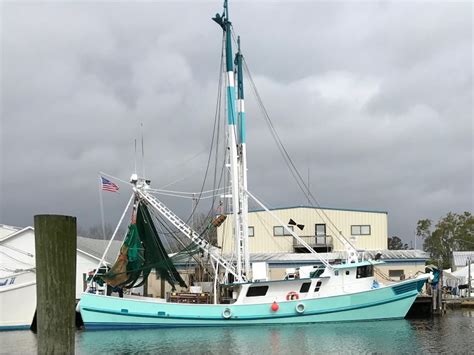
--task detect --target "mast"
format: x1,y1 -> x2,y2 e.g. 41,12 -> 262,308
235,36 -> 250,277
213,0 -> 245,282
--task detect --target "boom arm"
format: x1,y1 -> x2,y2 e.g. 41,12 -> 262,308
135,188 -> 246,282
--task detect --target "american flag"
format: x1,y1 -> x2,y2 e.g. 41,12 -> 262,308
101,177 -> 119,192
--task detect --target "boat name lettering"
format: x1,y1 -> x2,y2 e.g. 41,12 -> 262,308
0,277 -> 15,287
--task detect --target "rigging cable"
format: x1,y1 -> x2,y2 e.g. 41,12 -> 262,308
241,57 -> 358,252
182,32 -> 227,228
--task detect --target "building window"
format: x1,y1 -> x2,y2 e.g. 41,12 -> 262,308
248,226 -> 254,237
273,225 -> 294,236
246,285 -> 269,297
351,225 -> 371,236
315,224 -> 326,236
389,270 -> 405,280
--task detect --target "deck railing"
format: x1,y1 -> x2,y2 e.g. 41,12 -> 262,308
293,235 -> 333,248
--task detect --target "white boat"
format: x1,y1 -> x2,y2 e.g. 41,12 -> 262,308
78,0 -> 429,330
0,270 -> 36,330
0,236 -> 37,331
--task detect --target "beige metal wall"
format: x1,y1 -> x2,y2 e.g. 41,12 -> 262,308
217,207 -> 388,253
376,262 -> 426,281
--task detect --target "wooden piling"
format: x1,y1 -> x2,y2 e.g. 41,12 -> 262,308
34,215 -> 76,355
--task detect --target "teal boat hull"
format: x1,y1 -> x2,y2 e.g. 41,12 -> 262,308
79,278 -> 427,330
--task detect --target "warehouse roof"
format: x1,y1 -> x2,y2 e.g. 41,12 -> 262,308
246,250 -> 428,264
249,205 -> 388,214
76,236 -> 122,264
453,251 -> 474,268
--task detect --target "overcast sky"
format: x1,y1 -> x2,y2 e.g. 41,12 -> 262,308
0,1 -> 472,247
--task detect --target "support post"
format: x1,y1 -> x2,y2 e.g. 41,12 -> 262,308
468,257 -> 472,298
34,215 -> 76,355
160,277 -> 165,299
438,270 -> 443,314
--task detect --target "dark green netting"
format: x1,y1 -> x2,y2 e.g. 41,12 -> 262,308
103,201 -> 198,290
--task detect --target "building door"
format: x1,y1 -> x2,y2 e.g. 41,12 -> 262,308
315,224 -> 326,241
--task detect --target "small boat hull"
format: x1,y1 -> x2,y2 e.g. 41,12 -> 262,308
79,278 -> 427,330
0,272 -> 36,331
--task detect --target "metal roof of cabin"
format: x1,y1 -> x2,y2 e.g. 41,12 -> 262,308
453,251 -> 474,267
248,205 -> 388,214
0,224 -> 22,239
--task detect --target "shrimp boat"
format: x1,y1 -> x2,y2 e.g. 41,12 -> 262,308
78,1 -> 429,330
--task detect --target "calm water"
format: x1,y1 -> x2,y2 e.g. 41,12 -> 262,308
1,310 -> 473,354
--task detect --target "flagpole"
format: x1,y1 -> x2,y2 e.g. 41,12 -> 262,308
98,175 -> 106,240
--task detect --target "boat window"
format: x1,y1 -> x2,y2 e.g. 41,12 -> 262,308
314,281 -> 322,292
334,271 -> 339,276
310,269 -> 324,278
300,282 -> 311,293
345,270 -> 350,275
273,225 -> 294,236
356,265 -> 374,278
246,285 -> 269,297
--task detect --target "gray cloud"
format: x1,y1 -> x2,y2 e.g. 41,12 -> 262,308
1,1 -> 472,246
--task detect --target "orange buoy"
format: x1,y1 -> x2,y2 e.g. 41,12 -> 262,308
271,301 -> 279,312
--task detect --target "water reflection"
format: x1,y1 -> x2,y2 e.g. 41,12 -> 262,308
76,320 -> 418,354
1,311 -> 472,354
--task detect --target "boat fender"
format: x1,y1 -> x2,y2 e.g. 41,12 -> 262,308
295,303 -> 305,314
222,308 -> 232,319
286,291 -> 299,301
271,301 -> 279,312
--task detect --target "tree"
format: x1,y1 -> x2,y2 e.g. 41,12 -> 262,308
416,211 -> 474,268
388,236 -> 409,250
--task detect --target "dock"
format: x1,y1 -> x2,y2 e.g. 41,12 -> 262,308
407,295 -> 474,318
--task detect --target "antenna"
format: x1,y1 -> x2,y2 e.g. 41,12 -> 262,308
141,122 -> 145,178
134,139 -> 137,174
307,166 -> 311,205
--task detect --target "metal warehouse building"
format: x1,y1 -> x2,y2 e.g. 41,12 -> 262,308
217,205 -> 388,254
216,206 -> 428,285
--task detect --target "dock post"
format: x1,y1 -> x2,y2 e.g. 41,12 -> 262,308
468,258 -> 472,298
438,270 -> 443,314
34,215 -> 76,355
